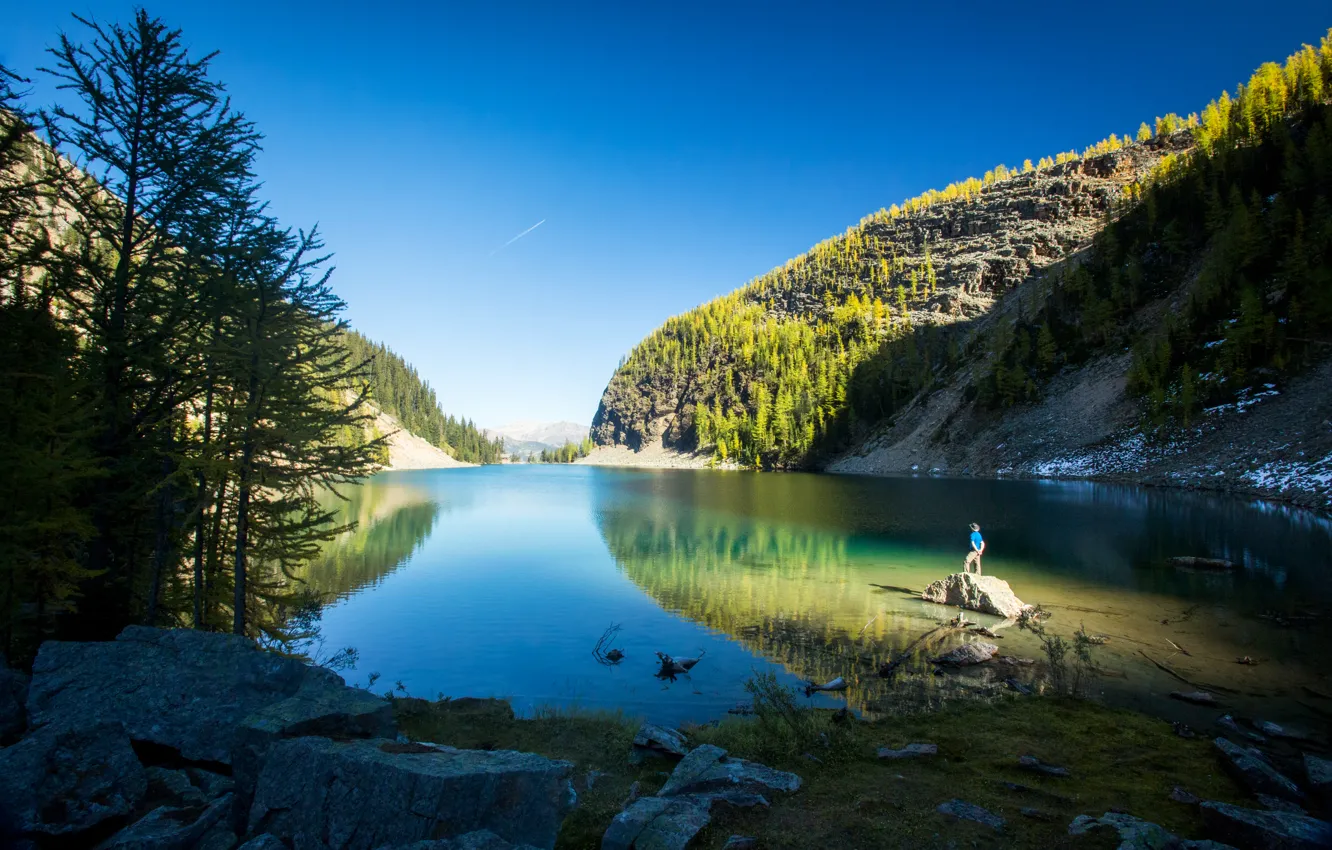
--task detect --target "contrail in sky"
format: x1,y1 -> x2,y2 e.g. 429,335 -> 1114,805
490,218 -> 546,255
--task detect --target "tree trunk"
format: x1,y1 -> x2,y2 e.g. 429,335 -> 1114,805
146,451 -> 173,625
205,475 -> 229,628
233,356 -> 260,637
192,375 -> 218,629
232,464 -> 251,637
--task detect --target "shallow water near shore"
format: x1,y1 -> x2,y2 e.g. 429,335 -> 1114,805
296,466 -> 1332,731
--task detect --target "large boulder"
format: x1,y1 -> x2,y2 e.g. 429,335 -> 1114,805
921,573 -> 1031,619
0,721 -> 147,838
26,626 -> 394,765
1214,738 -> 1305,803
95,793 -> 233,850
231,674 -> 397,831
1200,801 -> 1332,849
246,737 -> 574,850
0,652 -> 28,744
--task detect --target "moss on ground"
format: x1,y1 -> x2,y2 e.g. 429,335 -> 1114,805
394,694 -> 1251,850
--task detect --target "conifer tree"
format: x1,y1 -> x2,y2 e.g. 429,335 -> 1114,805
40,11 -> 260,634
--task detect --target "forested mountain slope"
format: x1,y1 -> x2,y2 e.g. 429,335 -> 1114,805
341,330 -> 503,466
591,32 -> 1332,507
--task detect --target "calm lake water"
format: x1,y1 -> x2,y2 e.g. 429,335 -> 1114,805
298,466 -> 1332,729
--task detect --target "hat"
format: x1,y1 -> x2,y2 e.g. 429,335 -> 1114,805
970,523 -> 980,531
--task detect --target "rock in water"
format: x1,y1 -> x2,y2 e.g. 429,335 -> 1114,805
246,736 -> 574,850
1214,738 -> 1305,803
0,721 -> 147,837
1200,801 -> 1332,849
26,626 -> 395,766
932,641 -> 999,666
921,573 -> 1031,619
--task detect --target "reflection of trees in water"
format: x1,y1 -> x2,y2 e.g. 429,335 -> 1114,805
294,482 -> 442,600
596,504 -> 980,715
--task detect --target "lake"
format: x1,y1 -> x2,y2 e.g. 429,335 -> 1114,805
297,466 -> 1332,730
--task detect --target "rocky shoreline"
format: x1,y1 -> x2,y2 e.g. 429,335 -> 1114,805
0,627 -> 572,850
3,626 -> 1331,849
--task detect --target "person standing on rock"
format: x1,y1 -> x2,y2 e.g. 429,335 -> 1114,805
965,523 -> 985,574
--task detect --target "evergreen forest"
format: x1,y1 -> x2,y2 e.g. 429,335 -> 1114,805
533,438 -> 595,463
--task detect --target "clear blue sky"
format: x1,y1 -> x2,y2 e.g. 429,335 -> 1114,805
3,2 -> 1329,427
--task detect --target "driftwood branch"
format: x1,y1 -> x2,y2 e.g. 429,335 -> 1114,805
1138,650 -> 1238,695
878,622 -> 965,679
592,623 -> 625,666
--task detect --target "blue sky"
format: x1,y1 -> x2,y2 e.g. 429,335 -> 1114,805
3,2 -> 1329,427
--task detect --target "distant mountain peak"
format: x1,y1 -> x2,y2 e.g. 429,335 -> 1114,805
486,420 -> 588,445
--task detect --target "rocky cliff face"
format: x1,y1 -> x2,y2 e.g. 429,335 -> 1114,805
590,134 -> 1192,458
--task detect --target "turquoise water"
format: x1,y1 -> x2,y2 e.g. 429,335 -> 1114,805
299,466 -> 1332,728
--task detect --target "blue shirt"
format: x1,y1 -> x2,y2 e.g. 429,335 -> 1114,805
970,530 -> 984,551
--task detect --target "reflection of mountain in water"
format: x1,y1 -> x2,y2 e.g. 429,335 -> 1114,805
594,496 -> 962,714
295,483 -> 442,600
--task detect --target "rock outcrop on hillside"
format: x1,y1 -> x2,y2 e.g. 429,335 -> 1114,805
1,627 -> 575,850
590,135 -> 1190,459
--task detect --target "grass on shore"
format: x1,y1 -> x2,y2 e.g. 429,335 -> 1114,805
393,689 -> 1252,850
